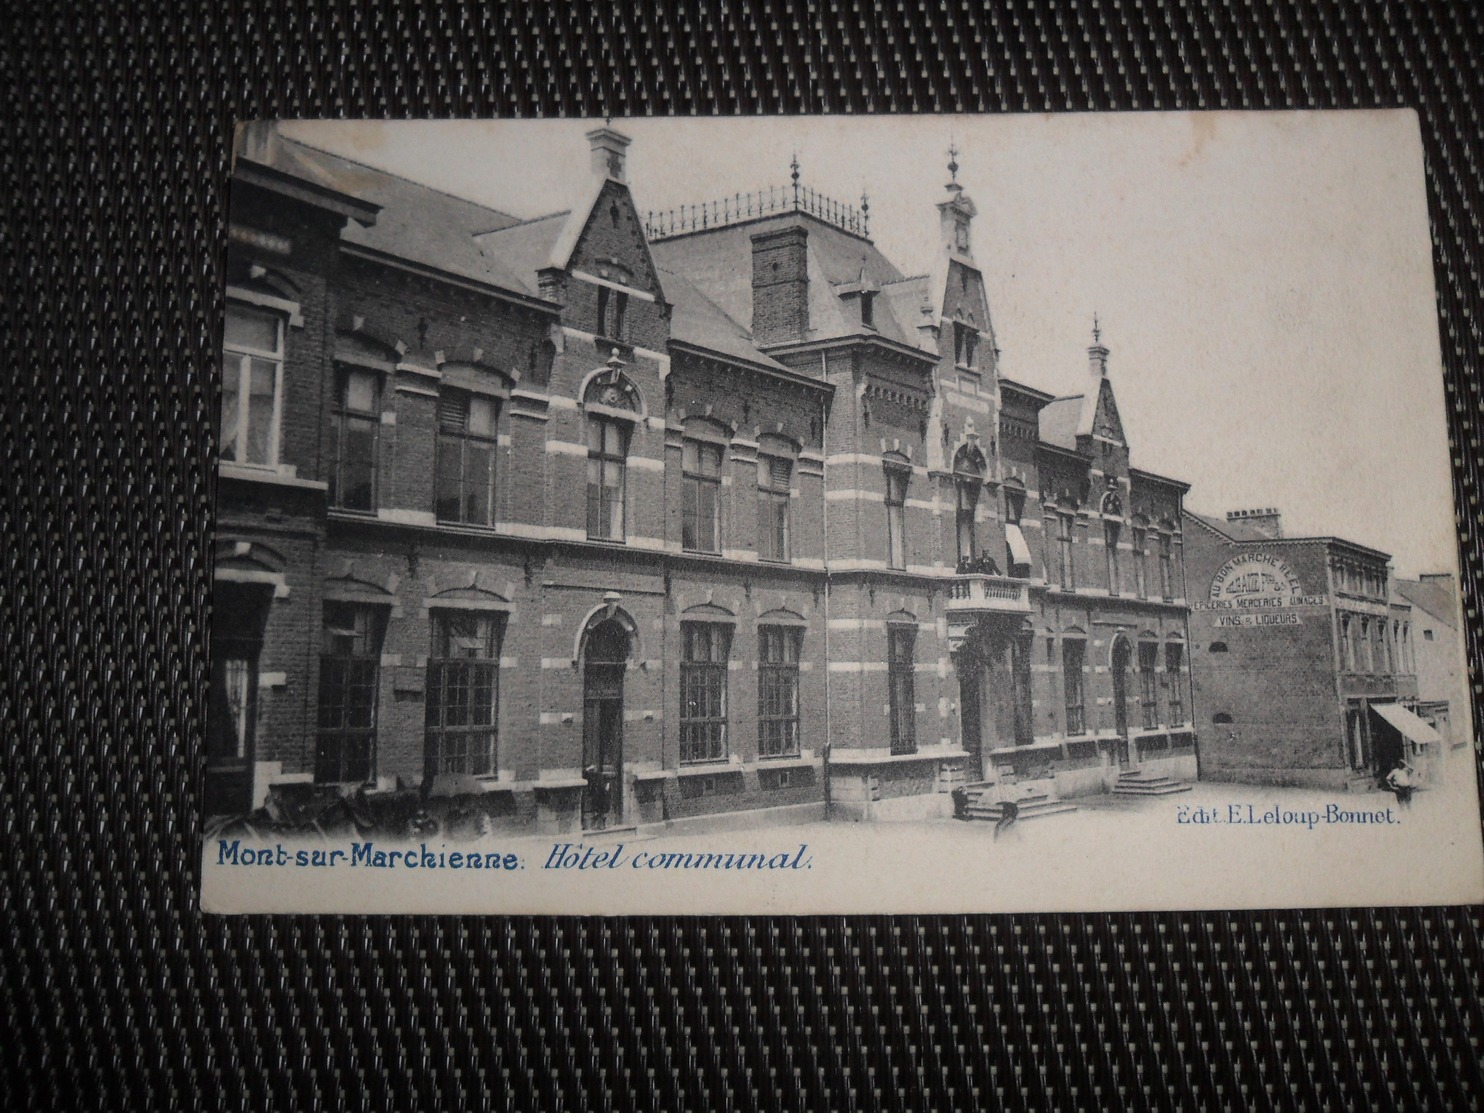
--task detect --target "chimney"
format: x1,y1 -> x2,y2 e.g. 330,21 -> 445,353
238,120 -> 280,165
751,226 -> 810,346
1225,507 -> 1283,539
586,125 -> 631,182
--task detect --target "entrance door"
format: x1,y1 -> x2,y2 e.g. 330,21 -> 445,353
582,619 -> 628,829
206,582 -> 271,815
956,649 -> 984,779
1110,636 -> 1133,770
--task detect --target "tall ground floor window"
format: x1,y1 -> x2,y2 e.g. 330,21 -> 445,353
680,622 -> 730,764
1165,644 -> 1185,725
1138,641 -> 1160,729
1011,634 -> 1034,745
758,626 -> 802,758
1062,638 -> 1086,736
316,603 -> 385,783
888,625 -> 917,755
425,611 -> 503,780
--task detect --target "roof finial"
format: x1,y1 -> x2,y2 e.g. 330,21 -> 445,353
790,151 -> 801,205
946,137 -> 961,192
860,186 -> 870,235
1092,312 -> 1102,345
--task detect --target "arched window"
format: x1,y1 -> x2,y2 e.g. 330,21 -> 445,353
583,372 -> 640,543
1212,712 -> 1234,725
1207,641 -> 1228,653
952,446 -> 986,570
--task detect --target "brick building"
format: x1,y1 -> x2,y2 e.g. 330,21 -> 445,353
207,124 -> 1195,830
1183,508 -> 1436,789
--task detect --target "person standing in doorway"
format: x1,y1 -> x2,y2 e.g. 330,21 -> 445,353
1384,761 -> 1416,810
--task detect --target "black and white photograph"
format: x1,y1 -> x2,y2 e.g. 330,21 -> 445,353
202,111 -> 1482,914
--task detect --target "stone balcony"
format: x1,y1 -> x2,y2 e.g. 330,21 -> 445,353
947,572 -> 1032,615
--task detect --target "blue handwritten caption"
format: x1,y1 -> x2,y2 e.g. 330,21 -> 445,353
543,842 -> 812,871
1174,803 -> 1402,828
214,839 -> 814,872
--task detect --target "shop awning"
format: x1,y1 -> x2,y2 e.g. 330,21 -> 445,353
1370,703 -> 1442,746
1005,524 -> 1033,568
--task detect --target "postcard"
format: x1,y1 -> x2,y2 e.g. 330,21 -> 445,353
202,111 -> 1482,914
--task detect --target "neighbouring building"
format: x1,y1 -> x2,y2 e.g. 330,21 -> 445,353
207,123 -> 1194,831
1394,572 -> 1472,765
1183,507 -> 1440,789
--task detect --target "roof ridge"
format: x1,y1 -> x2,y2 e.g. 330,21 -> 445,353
479,209 -> 571,235
281,135 -> 523,222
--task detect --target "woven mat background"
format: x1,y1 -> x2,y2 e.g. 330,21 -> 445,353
3,2 -> 1482,1109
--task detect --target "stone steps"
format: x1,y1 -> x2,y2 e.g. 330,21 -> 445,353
959,784 -> 1078,823
1113,770 -> 1192,797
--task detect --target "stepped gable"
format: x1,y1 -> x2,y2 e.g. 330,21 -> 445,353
265,137 -> 534,297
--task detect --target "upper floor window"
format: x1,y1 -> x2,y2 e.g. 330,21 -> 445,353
885,463 -> 910,570
316,603 -> 384,784
435,390 -> 497,525
1104,520 -> 1122,595
679,622 -> 731,765
757,450 -> 793,563
425,611 -> 503,781
1004,485 -> 1025,525
1157,531 -> 1174,600
681,438 -> 723,554
953,322 -> 979,369
956,479 -> 979,566
586,416 -> 629,541
221,305 -> 283,467
330,368 -> 380,511
1132,526 -> 1148,598
1057,513 -> 1076,590
595,285 -> 628,340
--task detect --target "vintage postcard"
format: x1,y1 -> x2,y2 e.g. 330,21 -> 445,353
202,111 -> 1482,914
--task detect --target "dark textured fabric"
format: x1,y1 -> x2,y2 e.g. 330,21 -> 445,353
3,1 -> 1482,1109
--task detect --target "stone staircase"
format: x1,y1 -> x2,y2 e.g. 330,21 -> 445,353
957,780 -> 1078,823
1113,769 -> 1193,797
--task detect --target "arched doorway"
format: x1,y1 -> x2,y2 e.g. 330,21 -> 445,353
1110,635 -> 1133,770
582,617 -> 630,829
954,641 -> 985,777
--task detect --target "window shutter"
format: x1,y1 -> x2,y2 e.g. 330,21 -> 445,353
437,393 -> 466,432
769,456 -> 791,490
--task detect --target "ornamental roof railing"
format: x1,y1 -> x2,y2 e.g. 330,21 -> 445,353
644,183 -> 870,241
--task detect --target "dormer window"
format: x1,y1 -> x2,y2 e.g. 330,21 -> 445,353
953,322 -> 978,370
860,291 -> 875,329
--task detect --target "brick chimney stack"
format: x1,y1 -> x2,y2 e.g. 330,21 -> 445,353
586,125 -> 631,182
751,226 -> 810,346
1226,507 -> 1284,539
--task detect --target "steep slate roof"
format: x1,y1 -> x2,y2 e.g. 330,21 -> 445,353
472,211 -> 570,296
1037,395 -> 1085,451
1394,578 -> 1460,628
657,266 -> 792,373
264,139 -> 538,297
650,214 -> 925,350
